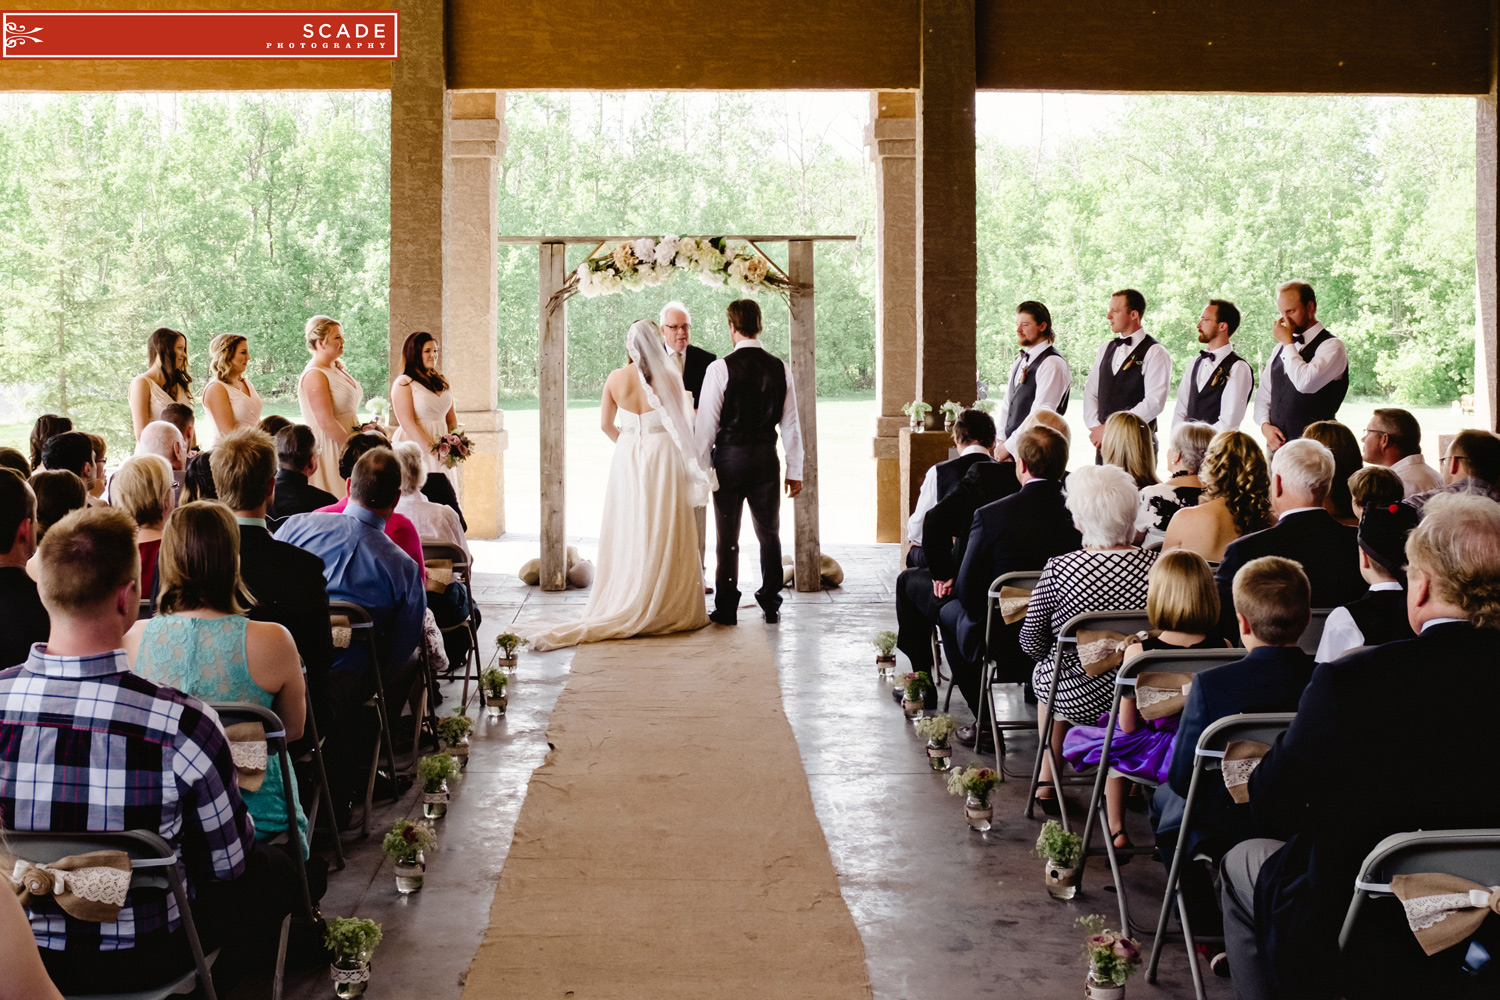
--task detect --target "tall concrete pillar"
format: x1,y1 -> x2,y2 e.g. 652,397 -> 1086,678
444,91 -> 510,537
388,0 -> 445,381
867,91 -> 919,543
1478,86 -> 1499,432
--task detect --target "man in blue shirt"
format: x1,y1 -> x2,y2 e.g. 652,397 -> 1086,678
276,447 -> 424,822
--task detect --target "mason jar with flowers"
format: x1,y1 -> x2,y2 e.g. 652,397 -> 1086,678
914,713 -> 956,771
480,668 -> 509,718
1078,914 -> 1142,999
381,819 -> 437,895
1035,819 -> 1085,899
899,670 -> 933,720
325,916 -> 382,997
418,752 -> 461,820
435,708 -> 473,767
871,630 -> 898,678
946,764 -> 1000,831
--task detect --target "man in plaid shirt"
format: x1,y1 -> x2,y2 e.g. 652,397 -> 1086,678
0,506 -> 291,994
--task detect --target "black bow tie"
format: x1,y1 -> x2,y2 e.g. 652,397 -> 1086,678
1291,333 -> 1305,345
1198,350 -> 1216,362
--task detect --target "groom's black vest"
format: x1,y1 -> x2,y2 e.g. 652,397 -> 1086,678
716,345 -> 787,448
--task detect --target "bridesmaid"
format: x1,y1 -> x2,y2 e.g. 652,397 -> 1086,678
128,327 -> 194,442
202,333 -> 264,444
391,330 -> 465,525
297,315 -> 363,498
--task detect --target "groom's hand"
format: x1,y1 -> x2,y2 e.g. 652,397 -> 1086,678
785,479 -> 803,498
932,579 -> 954,599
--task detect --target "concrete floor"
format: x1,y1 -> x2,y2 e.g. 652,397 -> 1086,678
279,541 -> 1226,1000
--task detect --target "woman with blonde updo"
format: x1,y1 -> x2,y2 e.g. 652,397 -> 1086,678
112,454 -> 175,600
202,333 -> 263,444
1162,430 -> 1274,562
1101,411 -> 1160,490
296,315 -> 363,497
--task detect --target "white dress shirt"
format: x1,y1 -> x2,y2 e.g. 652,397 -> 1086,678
397,491 -> 471,561
1172,342 -> 1254,432
1390,453 -> 1443,498
1000,342 -> 1072,456
1252,322 -> 1348,428
905,442 -> 990,546
1083,327 -> 1172,428
693,339 -> 804,480
1315,580 -> 1401,662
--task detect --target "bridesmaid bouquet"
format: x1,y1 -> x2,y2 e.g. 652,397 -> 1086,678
433,428 -> 474,468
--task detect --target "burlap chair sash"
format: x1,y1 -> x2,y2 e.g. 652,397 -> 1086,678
224,721 -> 268,793
331,615 -> 352,649
1221,739 -> 1271,804
1135,671 -> 1194,720
4,849 -> 131,922
425,559 -> 454,593
999,586 -> 1033,625
1389,873 -> 1500,956
1077,629 -> 1155,678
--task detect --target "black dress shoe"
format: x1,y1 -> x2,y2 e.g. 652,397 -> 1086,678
709,609 -> 737,626
954,724 -> 995,753
764,609 -> 780,624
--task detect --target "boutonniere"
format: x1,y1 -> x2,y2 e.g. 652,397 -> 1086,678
1121,353 -> 1140,372
1209,366 -> 1227,388
1018,364 -> 1029,384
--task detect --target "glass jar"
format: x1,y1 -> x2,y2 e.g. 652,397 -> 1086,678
964,792 -> 993,832
422,781 -> 449,820
901,693 -> 924,721
394,853 -> 425,894
1046,859 -> 1081,900
875,654 -> 896,678
926,739 -> 953,772
331,959 -> 371,998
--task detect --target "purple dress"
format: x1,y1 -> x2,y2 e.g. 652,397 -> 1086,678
1061,635 -> 1222,784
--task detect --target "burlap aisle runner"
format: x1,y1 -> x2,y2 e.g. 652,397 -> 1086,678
462,626 -> 873,1000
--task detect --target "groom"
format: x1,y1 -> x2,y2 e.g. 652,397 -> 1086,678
694,299 -> 804,625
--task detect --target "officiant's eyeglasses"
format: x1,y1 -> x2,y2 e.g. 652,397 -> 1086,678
662,322 -> 690,332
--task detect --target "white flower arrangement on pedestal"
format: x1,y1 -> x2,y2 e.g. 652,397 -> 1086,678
561,236 -> 793,308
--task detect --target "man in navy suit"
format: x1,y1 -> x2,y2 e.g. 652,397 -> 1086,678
661,301 -> 717,576
937,425 -> 1081,749
1213,437 -> 1365,639
1220,494 -> 1500,1000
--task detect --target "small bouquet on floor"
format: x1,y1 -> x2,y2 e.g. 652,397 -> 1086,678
433,428 -> 474,468
1078,914 -> 1142,997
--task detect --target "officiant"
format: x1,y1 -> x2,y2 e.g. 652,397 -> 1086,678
661,301 -> 717,578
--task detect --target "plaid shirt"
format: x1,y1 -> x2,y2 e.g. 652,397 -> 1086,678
0,645 -> 254,951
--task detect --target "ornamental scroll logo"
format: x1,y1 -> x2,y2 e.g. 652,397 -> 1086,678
4,21 -> 45,48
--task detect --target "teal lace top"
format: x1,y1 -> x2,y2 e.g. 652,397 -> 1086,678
134,614 -> 308,856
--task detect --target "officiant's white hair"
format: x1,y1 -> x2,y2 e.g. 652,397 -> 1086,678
659,301 -> 691,324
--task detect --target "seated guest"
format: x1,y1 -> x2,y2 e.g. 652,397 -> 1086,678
258,413 -> 293,438
1214,438 -> 1365,637
112,454 -> 175,601
0,507 -> 296,994
0,887 -> 63,1000
1314,501 -> 1419,661
905,408 -> 997,568
25,470 -> 87,580
276,450 -> 425,822
1348,465 -> 1404,521
1360,406 -> 1442,497
1221,494 -> 1500,1000
1138,421 -> 1214,547
1303,419 -> 1362,525
1162,430 -> 1273,563
0,447 -> 31,479
27,413 -> 70,471
0,472 -> 47,667
124,500 -> 309,855
1021,464 -> 1158,811
1063,548 -> 1227,848
134,419 -> 187,507
210,427 -> 335,744
38,431 -> 98,497
314,433 -> 426,583
1407,428 -> 1500,511
1102,410 -> 1160,490
270,423 -> 339,522
393,441 -> 469,558
160,400 -> 197,452
182,450 -> 217,502
937,424 -> 1079,749
83,433 -> 109,500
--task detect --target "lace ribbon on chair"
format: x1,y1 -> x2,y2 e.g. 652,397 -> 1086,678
1135,671 -> 1193,720
1390,873 -> 1500,955
331,615 -> 352,649
1221,739 -> 1271,804
4,850 -> 131,922
1077,629 -> 1153,678
998,586 -> 1033,625
224,721 -> 268,792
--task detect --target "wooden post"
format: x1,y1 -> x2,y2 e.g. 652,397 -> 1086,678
538,242 -> 569,591
787,240 -> 821,592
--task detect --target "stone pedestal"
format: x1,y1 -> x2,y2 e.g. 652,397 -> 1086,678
443,91 -> 510,537
868,91 -> 919,542
899,428 -> 956,558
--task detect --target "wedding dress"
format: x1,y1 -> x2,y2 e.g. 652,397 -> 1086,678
528,321 -> 711,650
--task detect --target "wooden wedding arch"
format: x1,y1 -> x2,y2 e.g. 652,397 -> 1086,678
497,234 -> 854,593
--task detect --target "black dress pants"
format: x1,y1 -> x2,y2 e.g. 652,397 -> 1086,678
711,443 -> 783,620
896,566 -> 951,673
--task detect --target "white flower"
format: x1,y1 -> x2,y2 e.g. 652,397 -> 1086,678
654,236 -> 679,265
632,237 -> 656,263
610,243 -> 637,272
577,268 -> 600,297
699,270 -> 725,287
742,255 -> 769,285
598,272 -> 624,294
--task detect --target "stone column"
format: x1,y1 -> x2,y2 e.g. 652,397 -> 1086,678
867,91 -> 918,543
1479,90 -> 1499,432
444,91 -> 510,537
388,0 -> 445,380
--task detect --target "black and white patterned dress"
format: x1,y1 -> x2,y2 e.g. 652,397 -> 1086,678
1021,547 -> 1158,725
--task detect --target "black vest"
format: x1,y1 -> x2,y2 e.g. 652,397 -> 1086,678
716,346 -> 788,447
1267,329 -> 1348,441
1344,588 -> 1416,648
1004,344 -> 1071,437
1096,333 -> 1160,430
1184,350 -> 1253,424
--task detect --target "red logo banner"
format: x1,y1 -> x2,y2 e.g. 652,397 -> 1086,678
1,10 -> 399,59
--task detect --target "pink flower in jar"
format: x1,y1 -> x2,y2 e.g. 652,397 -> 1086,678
1112,938 -> 1139,962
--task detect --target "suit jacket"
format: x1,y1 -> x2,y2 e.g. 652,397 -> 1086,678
1248,622 -> 1500,998
269,469 -> 339,527
238,523 -> 335,746
1213,508 -> 1365,638
922,460 -> 1021,582
681,343 -> 717,409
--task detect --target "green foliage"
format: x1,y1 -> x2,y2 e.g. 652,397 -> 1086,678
1035,819 -> 1085,868
902,400 -> 932,422
380,818 -> 438,863
1078,914 -> 1142,986
901,670 -> 933,698
871,630 -> 898,656
946,764 -> 1000,805
494,632 -> 528,656
435,710 -> 473,745
323,916 -> 382,963
480,668 -> 508,696
417,753 -> 461,792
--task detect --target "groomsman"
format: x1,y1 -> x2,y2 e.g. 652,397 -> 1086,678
1173,299 -> 1255,431
661,301 -> 716,579
1255,280 -> 1348,450
994,300 -> 1072,461
1083,288 -> 1172,456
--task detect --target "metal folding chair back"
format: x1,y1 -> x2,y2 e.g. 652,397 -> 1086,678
1145,712 -> 1296,1000
1299,608 -> 1333,657
4,828 -> 220,1000
328,600 -> 400,837
292,675 -> 345,870
1338,828 -> 1500,953
979,570 -> 1043,775
422,541 -> 483,709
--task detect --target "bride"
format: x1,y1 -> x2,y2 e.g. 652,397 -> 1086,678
527,319 -> 712,650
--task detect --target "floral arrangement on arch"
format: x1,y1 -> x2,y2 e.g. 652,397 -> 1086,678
557,236 -> 794,306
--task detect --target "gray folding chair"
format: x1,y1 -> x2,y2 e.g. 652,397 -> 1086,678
1145,712 -> 1296,1000
1077,647 -> 1247,933
1338,828 -> 1500,953
1299,608 -> 1333,657
422,541 -> 482,710
292,676 -> 345,870
5,828 -> 220,1000
1025,608 -> 1153,831
328,600 -> 401,838
980,569 -> 1043,777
